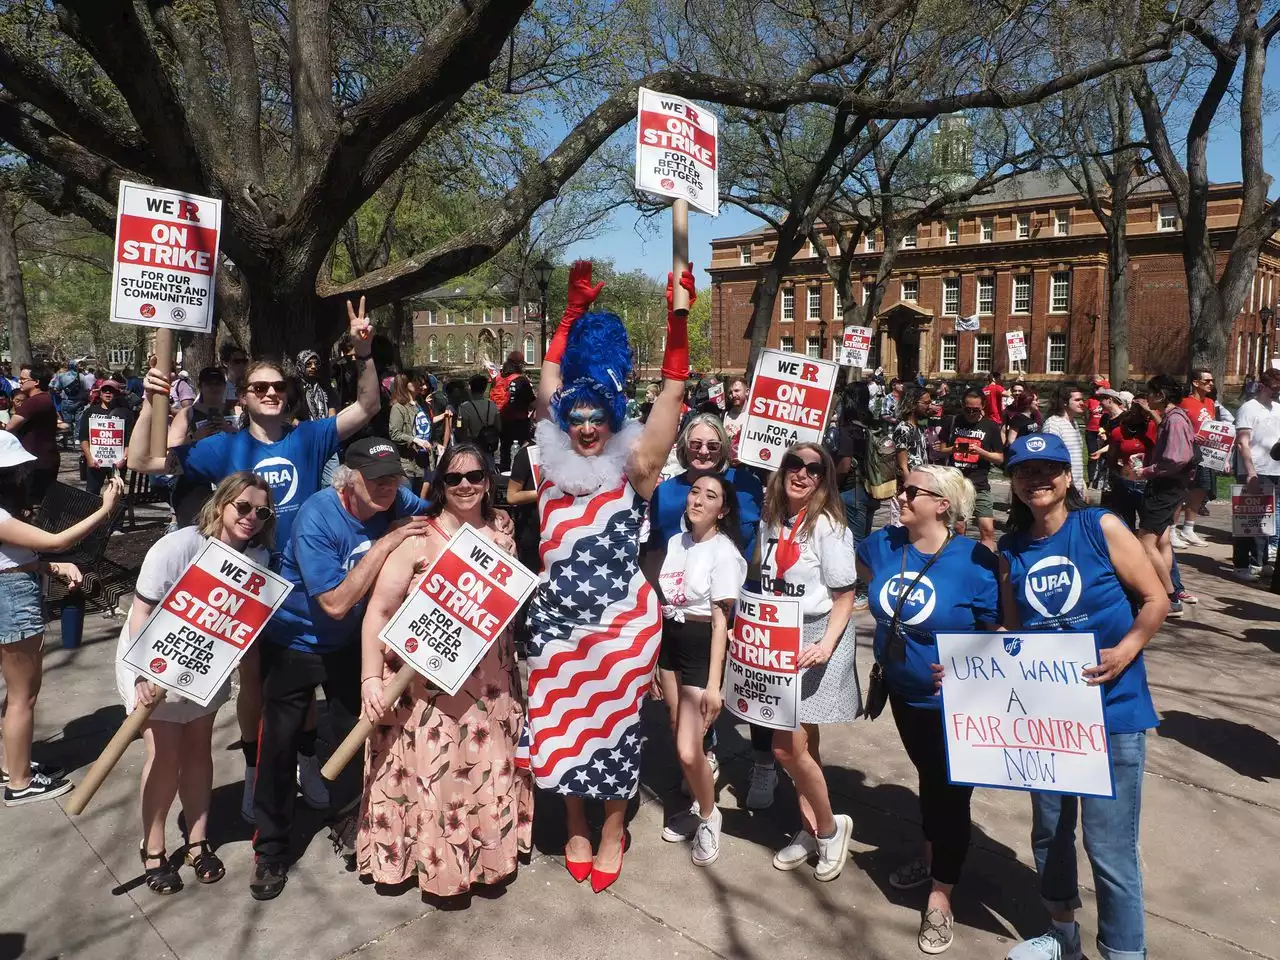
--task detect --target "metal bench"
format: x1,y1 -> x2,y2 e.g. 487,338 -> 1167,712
34,482 -> 133,619
124,468 -> 170,529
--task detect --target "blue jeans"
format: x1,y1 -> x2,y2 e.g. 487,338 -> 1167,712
1028,731 -> 1147,960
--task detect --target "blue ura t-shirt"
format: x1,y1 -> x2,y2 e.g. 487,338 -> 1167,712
648,465 -> 765,562
264,485 -> 430,653
858,528 -> 999,710
999,508 -> 1159,734
176,417 -> 340,548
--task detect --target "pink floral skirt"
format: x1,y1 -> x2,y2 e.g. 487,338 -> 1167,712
356,632 -> 533,896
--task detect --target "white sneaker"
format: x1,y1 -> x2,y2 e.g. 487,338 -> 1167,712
814,814 -> 853,882
772,829 -> 817,871
241,765 -> 257,824
1180,527 -> 1208,547
1169,527 -> 1189,549
1232,565 -> 1264,582
297,754 -> 329,810
745,762 -> 778,810
662,804 -> 701,842
691,807 -> 722,867
1006,923 -> 1083,960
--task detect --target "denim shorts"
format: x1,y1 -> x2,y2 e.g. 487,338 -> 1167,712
0,572 -> 46,644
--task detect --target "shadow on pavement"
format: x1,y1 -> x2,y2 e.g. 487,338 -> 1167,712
0,933 -> 25,960
1157,709 -> 1280,782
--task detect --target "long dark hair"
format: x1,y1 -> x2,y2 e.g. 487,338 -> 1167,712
426,443 -> 496,522
841,380 -> 873,426
1006,462 -> 1089,533
685,473 -> 743,554
0,465 -> 33,519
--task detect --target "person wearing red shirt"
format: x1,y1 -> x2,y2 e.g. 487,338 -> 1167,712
1175,367 -> 1217,547
981,371 -> 1005,425
1083,374 -> 1109,488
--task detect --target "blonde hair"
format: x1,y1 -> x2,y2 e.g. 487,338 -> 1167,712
912,464 -> 976,527
676,413 -> 731,470
761,442 -> 845,540
197,471 -> 276,550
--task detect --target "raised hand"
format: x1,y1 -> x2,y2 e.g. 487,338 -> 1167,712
347,295 -> 373,350
665,262 -> 697,314
565,260 -> 605,317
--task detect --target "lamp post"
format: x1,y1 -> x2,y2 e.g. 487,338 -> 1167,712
818,317 -> 828,361
533,257 -> 554,361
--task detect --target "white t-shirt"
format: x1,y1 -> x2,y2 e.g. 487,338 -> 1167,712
1236,397 -> 1280,476
1042,415 -> 1085,491
0,506 -> 37,571
659,530 -> 746,619
758,513 -> 857,619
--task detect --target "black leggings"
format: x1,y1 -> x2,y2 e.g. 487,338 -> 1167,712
890,694 -> 973,885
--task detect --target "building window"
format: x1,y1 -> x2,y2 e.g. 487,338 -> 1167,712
865,233 -> 876,252
901,228 -> 917,249
1013,275 -> 1031,313
804,241 -> 816,257
108,346 -> 134,367
977,276 -> 995,315
428,336 -> 438,363
445,311 -> 454,324
806,336 -> 821,358
1047,333 -> 1067,373
1237,333 -> 1244,376
1159,203 -> 1177,231
974,334 -> 993,373
445,335 -> 456,361
781,288 -> 795,322
502,306 -> 511,323
833,287 -> 843,319
1050,271 -> 1071,313
780,335 -> 795,353
940,335 -> 958,373
1017,214 -> 1030,239
901,278 -> 918,302
981,218 -> 994,242
427,310 -> 437,325
946,220 -> 959,245
464,336 -> 474,363
862,283 -> 874,305
942,277 -> 960,316
482,308 -> 491,324
1054,209 -> 1070,236
808,286 -> 822,321
739,243 -> 753,265
523,334 -> 536,365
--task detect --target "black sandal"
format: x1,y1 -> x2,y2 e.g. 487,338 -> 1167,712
139,844 -> 183,895
184,840 -> 225,884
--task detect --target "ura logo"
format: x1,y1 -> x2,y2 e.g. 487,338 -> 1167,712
345,539 -> 372,571
254,456 -> 299,505
1023,555 -> 1082,618
1025,437 -> 1047,453
878,572 -> 937,626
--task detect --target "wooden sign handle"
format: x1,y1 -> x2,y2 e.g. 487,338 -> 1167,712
149,328 -> 174,461
672,199 -> 690,313
320,665 -> 416,781
65,692 -> 165,816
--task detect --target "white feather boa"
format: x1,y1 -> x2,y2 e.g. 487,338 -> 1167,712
535,418 -> 643,496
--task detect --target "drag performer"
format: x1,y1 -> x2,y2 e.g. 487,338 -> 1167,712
524,259 -> 693,893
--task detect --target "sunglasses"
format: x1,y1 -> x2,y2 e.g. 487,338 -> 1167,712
901,485 -> 943,502
782,453 -> 825,478
568,410 -> 607,428
443,469 -> 486,486
232,500 -> 273,521
246,380 -> 287,397
688,440 -> 722,453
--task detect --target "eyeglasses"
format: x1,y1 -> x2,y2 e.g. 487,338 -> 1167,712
901,485 -> 943,502
232,500 -> 273,521
568,410 -> 607,428
246,380 -> 287,397
963,405 -> 983,416
688,440 -> 722,453
782,453 -> 825,478
443,469 -> 487,486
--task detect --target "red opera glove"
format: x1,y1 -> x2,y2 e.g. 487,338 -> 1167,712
546,260 -> 604,365
662,264 -> 696,382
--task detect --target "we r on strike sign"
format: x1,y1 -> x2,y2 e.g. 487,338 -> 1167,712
736,349 -> 839,471
634,87 -> 719,216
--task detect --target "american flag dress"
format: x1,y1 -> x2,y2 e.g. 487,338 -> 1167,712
524,476 -> 661,800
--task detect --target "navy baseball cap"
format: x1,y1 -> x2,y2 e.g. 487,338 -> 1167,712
1005,433 -> 1073,471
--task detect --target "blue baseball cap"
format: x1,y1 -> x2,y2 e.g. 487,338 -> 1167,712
1005,433 -> 1073,470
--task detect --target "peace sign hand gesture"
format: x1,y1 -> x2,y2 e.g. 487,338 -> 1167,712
347,296 -> 373,356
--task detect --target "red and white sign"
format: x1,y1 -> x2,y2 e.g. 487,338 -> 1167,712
723,590 -> 800,731
1232,484 -> 1277,538
88,413 -> 126,467
380,526 -> 537,696
736,349 -> 839,471
110,182 -> 222,333
1006,330 -> 1028,364
120,539 -> 292,707
836,325 -> 873,367
1194,420 -> 1236,473
708,381 -> 726,410
634,87 -> 719,216
526,444 -> 541,488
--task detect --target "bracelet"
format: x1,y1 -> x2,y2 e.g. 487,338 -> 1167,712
360,675 -> 380,683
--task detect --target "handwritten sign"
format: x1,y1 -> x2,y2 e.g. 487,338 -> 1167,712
1194,420 -> 1235,473
1006,330 -> 1027,364
380,526 -> 537,696
836,325 -> 873,368
88,413 -> 126,467
937,631 -> 1113,798
723,591 -> 800,731
737,349 -> 839,471
120,539 -> 292,707
634,87 -> 719,216
1232,484 -> 1277,537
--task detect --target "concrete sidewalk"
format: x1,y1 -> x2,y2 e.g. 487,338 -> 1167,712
1,499 -> 1277,960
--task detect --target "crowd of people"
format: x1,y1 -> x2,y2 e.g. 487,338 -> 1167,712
0,265 -> 1276,958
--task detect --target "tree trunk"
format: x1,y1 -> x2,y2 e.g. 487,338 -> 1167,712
180,332 -> 217,373
243,273 -> 344,363
0,194 -> 33,366
1107,235 -> 1130,385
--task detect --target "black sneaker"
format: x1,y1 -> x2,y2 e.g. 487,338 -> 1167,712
4,771 -> 73,807
0,761 -> 66,785
249,860 -> 288,901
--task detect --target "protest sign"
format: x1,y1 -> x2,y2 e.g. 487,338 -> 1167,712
1194,420 -> 1235,472
1006,330 -> 1027,364
937,631 -> 1113,798
1232,484 -> 1277,537
835,325 -> 873,368
708,381 -> 726,410
723,591 -> 800,731
110,182 -> 222,334
120,539 -> 292,707
527,444 -> 541,488
737,349 -> 839,471
87,413 -> 126,467
634,87 -> 719,216
380,526 -> 537,696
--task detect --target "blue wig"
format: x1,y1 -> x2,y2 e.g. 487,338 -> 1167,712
554,311 -> 633,433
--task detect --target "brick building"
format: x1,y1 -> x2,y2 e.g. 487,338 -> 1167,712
409,282 -> 543,372
708,172 -> 1280,385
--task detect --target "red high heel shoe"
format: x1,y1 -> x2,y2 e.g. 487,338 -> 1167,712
564,855 -> 592,883
589,835 -> 626,893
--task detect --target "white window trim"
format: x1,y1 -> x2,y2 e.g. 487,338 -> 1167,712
739,243 -> 753,265
1046,333 -> 1068,374
1017,214 -> 1030,240
981,218 -> 994,242
1013,275 -> 1031,314
806,336 -> 821,358
940,335 -> 958,373
780,335 -> 795,353
865,234 -> 877,252
901,279 -> 918,303
808,286 -> 822,321
974,334 -> 993,373
901,229 -> 917,249
781,288 -> 795,322
1050,271 -> 1071,314
1054,210 -> 1070,236
946,220 -> 959,245
977,276 -> 995,315
942,278 -> 960,317
1158,203 -> 1177,232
